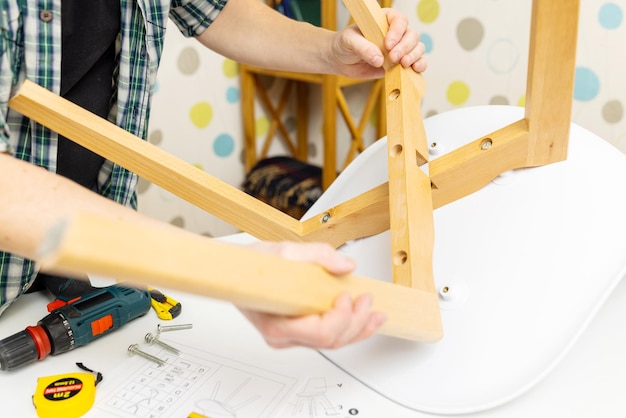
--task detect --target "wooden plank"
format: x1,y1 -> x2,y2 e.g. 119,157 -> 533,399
38,212 -> 443,342
321,74 -> 339,188
240,64 -> 257,172
429,120 -> 530,207
343,0 -> 434,292
8,80 -> 303,242
342,0 -> 393,70
385,67 -> 434,290
301,183 -> 390,244
525,0 -> 579,166
8,80 -> 390,248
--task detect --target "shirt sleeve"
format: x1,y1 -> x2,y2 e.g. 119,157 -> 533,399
169,0 -> 228,37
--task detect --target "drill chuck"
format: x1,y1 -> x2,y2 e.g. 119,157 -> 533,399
0,327 -> 44,371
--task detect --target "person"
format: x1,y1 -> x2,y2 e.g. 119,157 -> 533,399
0,0 -> 427,349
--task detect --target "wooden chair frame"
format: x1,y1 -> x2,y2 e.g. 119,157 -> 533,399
8,0 -> 579,342
241,0 -> 392,187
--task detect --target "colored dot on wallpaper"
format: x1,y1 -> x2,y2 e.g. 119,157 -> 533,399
487,39 -> 518,74
226,86 -> 239,103
574,67 -> 600,102
169,216 -> 185,228
421,33 -> 434,53
255,116 -> 270,138
457,18 -> 484,51
599,3 -> 623,29
177,46 -> 200,75
192,163 -> 204,170
213,133 -> 235,158
148,129 -> 163,146
490,95 -> 510,105
517,95 -> 526,107
417,0 -> 440,24
603,99 -> 624,124
189,102 -> 213,128
137,176 -> 151,194
222,59 -> 239,78
446,81 -> 470,106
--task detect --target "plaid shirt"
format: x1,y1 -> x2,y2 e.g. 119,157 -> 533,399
0,0 -> 227,314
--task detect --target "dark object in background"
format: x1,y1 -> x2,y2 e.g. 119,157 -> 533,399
273,0 -> 321,27
243,156 -> 323,219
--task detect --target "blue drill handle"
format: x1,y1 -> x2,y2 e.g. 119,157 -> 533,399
47,283 -> 152,350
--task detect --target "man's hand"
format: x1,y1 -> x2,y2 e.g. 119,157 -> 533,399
329,8 -> 427,79
239,242 -> 387,349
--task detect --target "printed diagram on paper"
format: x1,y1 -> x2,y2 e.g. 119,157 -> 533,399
93,341 -> 367,418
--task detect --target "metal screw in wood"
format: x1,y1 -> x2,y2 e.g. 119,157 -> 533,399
157,323 -> 193,334
145,332 -> 181,355
128,344 -> 166,366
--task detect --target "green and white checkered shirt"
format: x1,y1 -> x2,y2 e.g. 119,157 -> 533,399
0,0 -> 227,314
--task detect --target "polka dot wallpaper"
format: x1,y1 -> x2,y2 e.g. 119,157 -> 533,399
141,0 -> 626,237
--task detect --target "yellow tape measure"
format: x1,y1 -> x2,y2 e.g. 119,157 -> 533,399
33,363 -> 101,418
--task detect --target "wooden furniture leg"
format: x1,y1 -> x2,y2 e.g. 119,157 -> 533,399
241,63 -> 257,172
429,0 -> 579,207
342,0 -> 435,294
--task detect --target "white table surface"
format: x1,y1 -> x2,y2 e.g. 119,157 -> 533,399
0,271 -> 625,417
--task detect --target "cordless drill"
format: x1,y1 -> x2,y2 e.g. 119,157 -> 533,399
0,279 -> 151,371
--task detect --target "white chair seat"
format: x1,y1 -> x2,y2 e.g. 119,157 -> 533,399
304,105 -> 626,414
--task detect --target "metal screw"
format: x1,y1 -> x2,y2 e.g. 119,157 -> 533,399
145,333 -> 181,355
480,138 -> 493,150
157,323 -> 193,334
429,141 -> 444,156
128,344 -> 166,366
321,213 -> 331,223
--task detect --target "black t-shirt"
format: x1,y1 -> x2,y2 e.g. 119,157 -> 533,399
28,2 -> 121,294
57,0 -> 120,189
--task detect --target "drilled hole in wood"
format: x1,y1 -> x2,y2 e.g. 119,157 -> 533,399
390,144 -> 403,157
394,250 -> 408,265
480,138 -> 493,150
388,89 -> 401,101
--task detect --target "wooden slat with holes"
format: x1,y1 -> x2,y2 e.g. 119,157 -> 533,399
342,0 -> 436,294
38,212 -> 444,342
